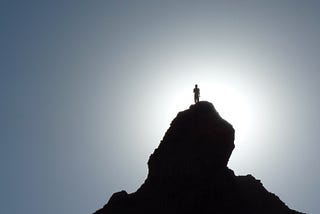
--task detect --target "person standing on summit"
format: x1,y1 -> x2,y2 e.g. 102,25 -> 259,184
193,84 -> 200,103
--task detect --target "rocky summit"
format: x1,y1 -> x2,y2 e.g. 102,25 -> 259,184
94,101 -> 304,214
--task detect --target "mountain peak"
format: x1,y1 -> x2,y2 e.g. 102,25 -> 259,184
94,102 -> 304,214
147,101 -> 234,182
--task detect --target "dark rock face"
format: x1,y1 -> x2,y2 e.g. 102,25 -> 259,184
148,101 -> 234,183
94,101 -> 304,214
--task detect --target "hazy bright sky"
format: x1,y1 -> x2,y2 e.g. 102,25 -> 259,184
1,1 -> 320,213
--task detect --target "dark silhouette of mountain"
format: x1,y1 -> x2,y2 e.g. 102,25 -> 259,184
94,101 -> 304,214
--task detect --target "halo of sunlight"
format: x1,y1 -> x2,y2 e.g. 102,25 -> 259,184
145,66 -> 257,147
204,83 -> 254,141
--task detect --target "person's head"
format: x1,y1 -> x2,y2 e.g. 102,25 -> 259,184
195,84 -> 198,88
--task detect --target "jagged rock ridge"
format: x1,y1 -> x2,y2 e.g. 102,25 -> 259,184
94,101 -> 304,214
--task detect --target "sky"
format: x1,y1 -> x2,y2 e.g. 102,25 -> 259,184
1,0 -> 320,213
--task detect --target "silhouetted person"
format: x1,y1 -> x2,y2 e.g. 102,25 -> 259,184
193,84 -> 200,103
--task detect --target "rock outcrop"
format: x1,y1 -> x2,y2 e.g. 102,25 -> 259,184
94,101 -> 304,214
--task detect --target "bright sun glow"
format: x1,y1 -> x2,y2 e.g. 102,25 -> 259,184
204,84 -> 253,141
151,79 -> 255,146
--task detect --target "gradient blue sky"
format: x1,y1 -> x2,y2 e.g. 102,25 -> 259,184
1,1 -> 319,213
